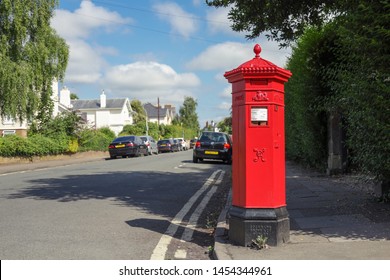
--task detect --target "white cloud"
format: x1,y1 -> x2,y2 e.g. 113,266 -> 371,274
217,102 -> 231,110
219,86 -> 232,99
186,42 -> 252,71
192,0 -> 203,7
102,61 -> 200,105
153,2 -> 198,39
51,0 -> 132,84
187,41 -> 291,72
52,0 -> 131,41
206,7 -> 237,36
64,39 -> 105,83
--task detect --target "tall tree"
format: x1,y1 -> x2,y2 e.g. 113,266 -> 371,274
0,0 -> 69,122
217,116 -> 232,134
70,93 -> 79,100
130,99 -> 146,124
206,0 -> 353,46
179,96 -> 200,132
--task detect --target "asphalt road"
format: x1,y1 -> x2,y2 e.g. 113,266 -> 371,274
0,150 -> 230,260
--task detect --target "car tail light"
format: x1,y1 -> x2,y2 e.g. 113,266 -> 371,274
167,144 -> 171,147
126,142 -> 134,147
223,143 -> 231,149
108,145 -> 115,149
195,141 -> 201,148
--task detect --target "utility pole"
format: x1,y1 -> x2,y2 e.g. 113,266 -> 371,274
157,97 -> 160,127
157,97 -> 160,139
142,104 -> 149,136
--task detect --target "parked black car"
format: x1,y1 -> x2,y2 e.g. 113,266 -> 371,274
157,139 -> 179,153
108,135 -> 148,159
193,131 -> 232,164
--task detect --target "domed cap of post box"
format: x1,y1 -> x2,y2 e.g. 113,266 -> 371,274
224,44 -> 291,82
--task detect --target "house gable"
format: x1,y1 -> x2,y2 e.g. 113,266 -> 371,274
68,97 -> 133,135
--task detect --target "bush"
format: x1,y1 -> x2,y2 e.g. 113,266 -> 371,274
98,127 -> 116,140
0,134 -> 69,158
0,135 -> 29,157
28,134 -> 67,155
78,129 -> 112,151
67,138 -> 79,154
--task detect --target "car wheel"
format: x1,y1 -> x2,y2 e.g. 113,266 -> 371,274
193,156 -> 198,163
110,156 -> 116,159
144,148 -> 148,156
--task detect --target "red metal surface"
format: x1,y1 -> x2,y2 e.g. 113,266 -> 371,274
225,44 -> 292,208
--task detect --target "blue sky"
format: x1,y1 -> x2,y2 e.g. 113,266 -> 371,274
51,0 -> 291,127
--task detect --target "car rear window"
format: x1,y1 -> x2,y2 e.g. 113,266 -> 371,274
158,140 -> 170,144
200,133 -> 225,142
114,136 -> 135,142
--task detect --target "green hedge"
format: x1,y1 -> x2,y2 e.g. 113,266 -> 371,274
0,127 -> 115,158
285,28 -> 328,170
77,129 -> 113,152
0,134 -> 67,158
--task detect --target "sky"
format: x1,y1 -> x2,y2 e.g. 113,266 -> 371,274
51,0 -> 291,128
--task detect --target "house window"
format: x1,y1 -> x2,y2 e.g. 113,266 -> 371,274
2,117 -> 14,125
2,130 -> 16,136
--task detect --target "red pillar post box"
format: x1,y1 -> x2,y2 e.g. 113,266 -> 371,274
224,44 -> 292,246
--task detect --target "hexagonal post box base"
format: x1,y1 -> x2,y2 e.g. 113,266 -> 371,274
229,206 -> 290,247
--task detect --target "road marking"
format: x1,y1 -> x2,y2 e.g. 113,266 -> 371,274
181,170 -> 225,242
150,169 -> 222,260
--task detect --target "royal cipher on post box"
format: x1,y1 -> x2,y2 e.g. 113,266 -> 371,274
224,44 -> 292,246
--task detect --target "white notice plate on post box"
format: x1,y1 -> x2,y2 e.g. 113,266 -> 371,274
251,107 -> 268,122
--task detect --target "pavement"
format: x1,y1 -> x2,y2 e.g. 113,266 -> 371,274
213,161 -> 390,260
0,151 -> 108,174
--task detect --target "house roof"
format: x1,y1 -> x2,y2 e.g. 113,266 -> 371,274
144,103 -> 169,118
71,98 -> 128,110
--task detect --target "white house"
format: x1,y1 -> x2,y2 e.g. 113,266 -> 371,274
0,117 -> 28,137
1,80 -> 134,137
59,88 -> 134,136
0,80 -> 63,137
143,103 -> 176,125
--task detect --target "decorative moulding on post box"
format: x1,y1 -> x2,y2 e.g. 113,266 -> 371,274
252,91 -> 269,101
224,44 -> 291,83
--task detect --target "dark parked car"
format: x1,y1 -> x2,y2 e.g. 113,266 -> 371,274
193,131 -> 232,164
157,139 -> 179,153
108,135 -> 148,159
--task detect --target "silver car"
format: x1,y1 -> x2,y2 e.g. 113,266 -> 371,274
140,135 -> 158,155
